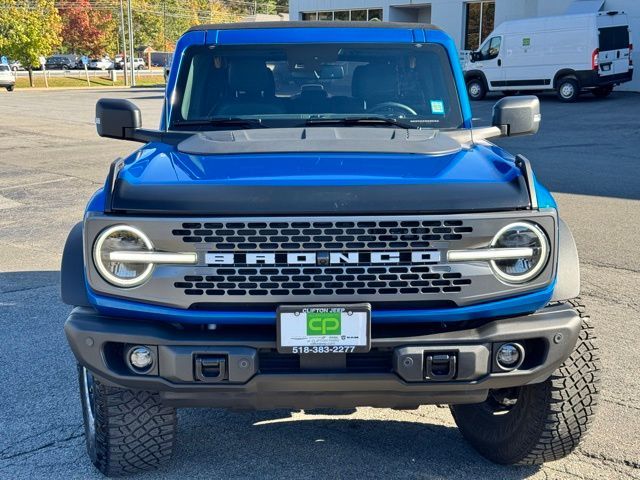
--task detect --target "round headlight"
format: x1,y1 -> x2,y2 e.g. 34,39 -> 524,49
93,225 -> 154,287
490,222 -> 549,284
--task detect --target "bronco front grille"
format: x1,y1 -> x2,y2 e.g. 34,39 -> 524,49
84,212 -> 558,310
174,266 -> 472,298
172,219 -> 474,250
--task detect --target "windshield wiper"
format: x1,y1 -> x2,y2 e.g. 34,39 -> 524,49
173,118 -> 267,129
305,116 -> 418,129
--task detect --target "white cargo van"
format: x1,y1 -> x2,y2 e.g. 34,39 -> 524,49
464,11 -> 633,102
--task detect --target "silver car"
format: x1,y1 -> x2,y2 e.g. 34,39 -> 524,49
0,65 -> 15,91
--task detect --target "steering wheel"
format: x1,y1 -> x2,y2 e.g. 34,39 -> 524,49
368,102 -> 418,117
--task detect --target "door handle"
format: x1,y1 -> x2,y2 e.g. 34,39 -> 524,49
498,59 -> 502,67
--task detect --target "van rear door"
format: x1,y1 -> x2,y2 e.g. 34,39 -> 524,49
597,15 -> 631,77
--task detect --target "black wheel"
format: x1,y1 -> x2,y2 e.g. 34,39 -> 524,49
78,365 -> 177,476
592,86 -> 613,98
6,85 -> 14,92
451,299 -> 600,465
556,77 -> 580,102
466,78 -> 487,101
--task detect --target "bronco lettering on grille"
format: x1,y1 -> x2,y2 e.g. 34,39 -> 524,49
204,251 -> 441,266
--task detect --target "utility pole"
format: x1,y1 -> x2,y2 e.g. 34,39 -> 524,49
127,0 -> 136,87
119,0 -> 128,86
163,0 -> 166,54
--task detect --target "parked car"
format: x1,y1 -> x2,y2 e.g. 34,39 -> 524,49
464,10 -> 633,102
64,21 -> 599,476
45,55 -> 78,70
114,57 -> 146,70
88,57 -> 114,70
9,60 -> 23,71
0,64 -> 15,91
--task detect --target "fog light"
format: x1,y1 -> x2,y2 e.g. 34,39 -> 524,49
496,343 -> 524,371
129,346 -> 153,371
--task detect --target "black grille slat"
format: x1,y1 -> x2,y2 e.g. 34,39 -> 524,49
174,263 -> 471,298
172,219 -> 473,250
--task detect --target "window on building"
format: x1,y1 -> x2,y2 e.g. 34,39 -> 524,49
351,10 -> 367,21
368,9 -> 383,21
334,10 -> 349,21
300,9 -> 384,22
464,1 -> 495,51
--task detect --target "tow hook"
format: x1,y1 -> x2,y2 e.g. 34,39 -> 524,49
195,355 -> 227,383
425,353 -> 457,381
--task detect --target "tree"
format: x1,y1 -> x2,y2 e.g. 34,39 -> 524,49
59,0 -> 115,56
0,0 -> 62,86
130,0 -> 163,50
255,0 -> 277,15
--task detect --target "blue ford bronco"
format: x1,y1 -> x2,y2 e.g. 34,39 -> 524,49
62,22 -> 600,476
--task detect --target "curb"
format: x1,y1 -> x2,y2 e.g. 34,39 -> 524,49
9,85 -> 165,92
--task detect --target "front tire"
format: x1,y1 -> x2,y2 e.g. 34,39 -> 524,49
451,299 -> 600,465
6,85 -> 14,92
466,78 -> 487,101
78,365 -> 177,476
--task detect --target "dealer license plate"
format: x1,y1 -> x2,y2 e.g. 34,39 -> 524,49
277,304 -> 371,354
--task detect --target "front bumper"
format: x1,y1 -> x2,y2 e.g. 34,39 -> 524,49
65,303 -> 581,410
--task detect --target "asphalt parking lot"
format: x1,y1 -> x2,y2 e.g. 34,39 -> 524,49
0,88 -> 639,479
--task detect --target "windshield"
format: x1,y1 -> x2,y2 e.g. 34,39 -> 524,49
170,43 -> 463,130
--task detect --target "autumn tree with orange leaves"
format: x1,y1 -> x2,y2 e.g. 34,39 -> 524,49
59,0 -> 116,56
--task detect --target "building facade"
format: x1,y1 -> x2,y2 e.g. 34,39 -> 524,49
289,0 -> 638,90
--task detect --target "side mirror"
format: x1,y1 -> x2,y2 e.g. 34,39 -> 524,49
96,98 -> 142,140
492,96 -> 541,137
470,51 -> 480,62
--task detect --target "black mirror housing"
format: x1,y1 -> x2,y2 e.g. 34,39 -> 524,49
492,96 -> 541,137
96,98 -> 142,140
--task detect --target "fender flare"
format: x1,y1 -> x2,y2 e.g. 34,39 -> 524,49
551,219 -> 581,302
464,70 -> 488,89
553,69 -> 578,89
61,221 -> 91,307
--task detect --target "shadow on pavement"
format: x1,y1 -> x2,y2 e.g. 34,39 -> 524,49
168,408 -> 541,479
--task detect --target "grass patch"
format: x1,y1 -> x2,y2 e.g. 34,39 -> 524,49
15,74 -> 165,89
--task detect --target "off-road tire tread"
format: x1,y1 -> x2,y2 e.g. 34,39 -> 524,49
91,378 -> 176,476
451,298 -> 600,465
518,298 -> 600,464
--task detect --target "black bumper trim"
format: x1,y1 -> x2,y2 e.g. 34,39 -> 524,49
64,304 -> 581,410
575,69 -> 634,88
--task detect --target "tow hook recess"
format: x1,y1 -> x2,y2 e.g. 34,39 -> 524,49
195,355 -> 227,383
425,354 -> 457,381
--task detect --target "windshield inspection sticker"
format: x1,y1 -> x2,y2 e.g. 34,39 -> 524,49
430,100 -> 445,115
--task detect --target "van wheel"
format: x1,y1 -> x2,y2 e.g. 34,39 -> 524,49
556,77 -> 579,102
467,78 -> 487,101
6,85 -> 14,92
78,365 -> 177,476
451,299 -> 600,465
592,86 -> 613,98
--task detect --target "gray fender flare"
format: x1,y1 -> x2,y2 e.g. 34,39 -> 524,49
61,221 -> 91,307
551,219 -> 581,302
